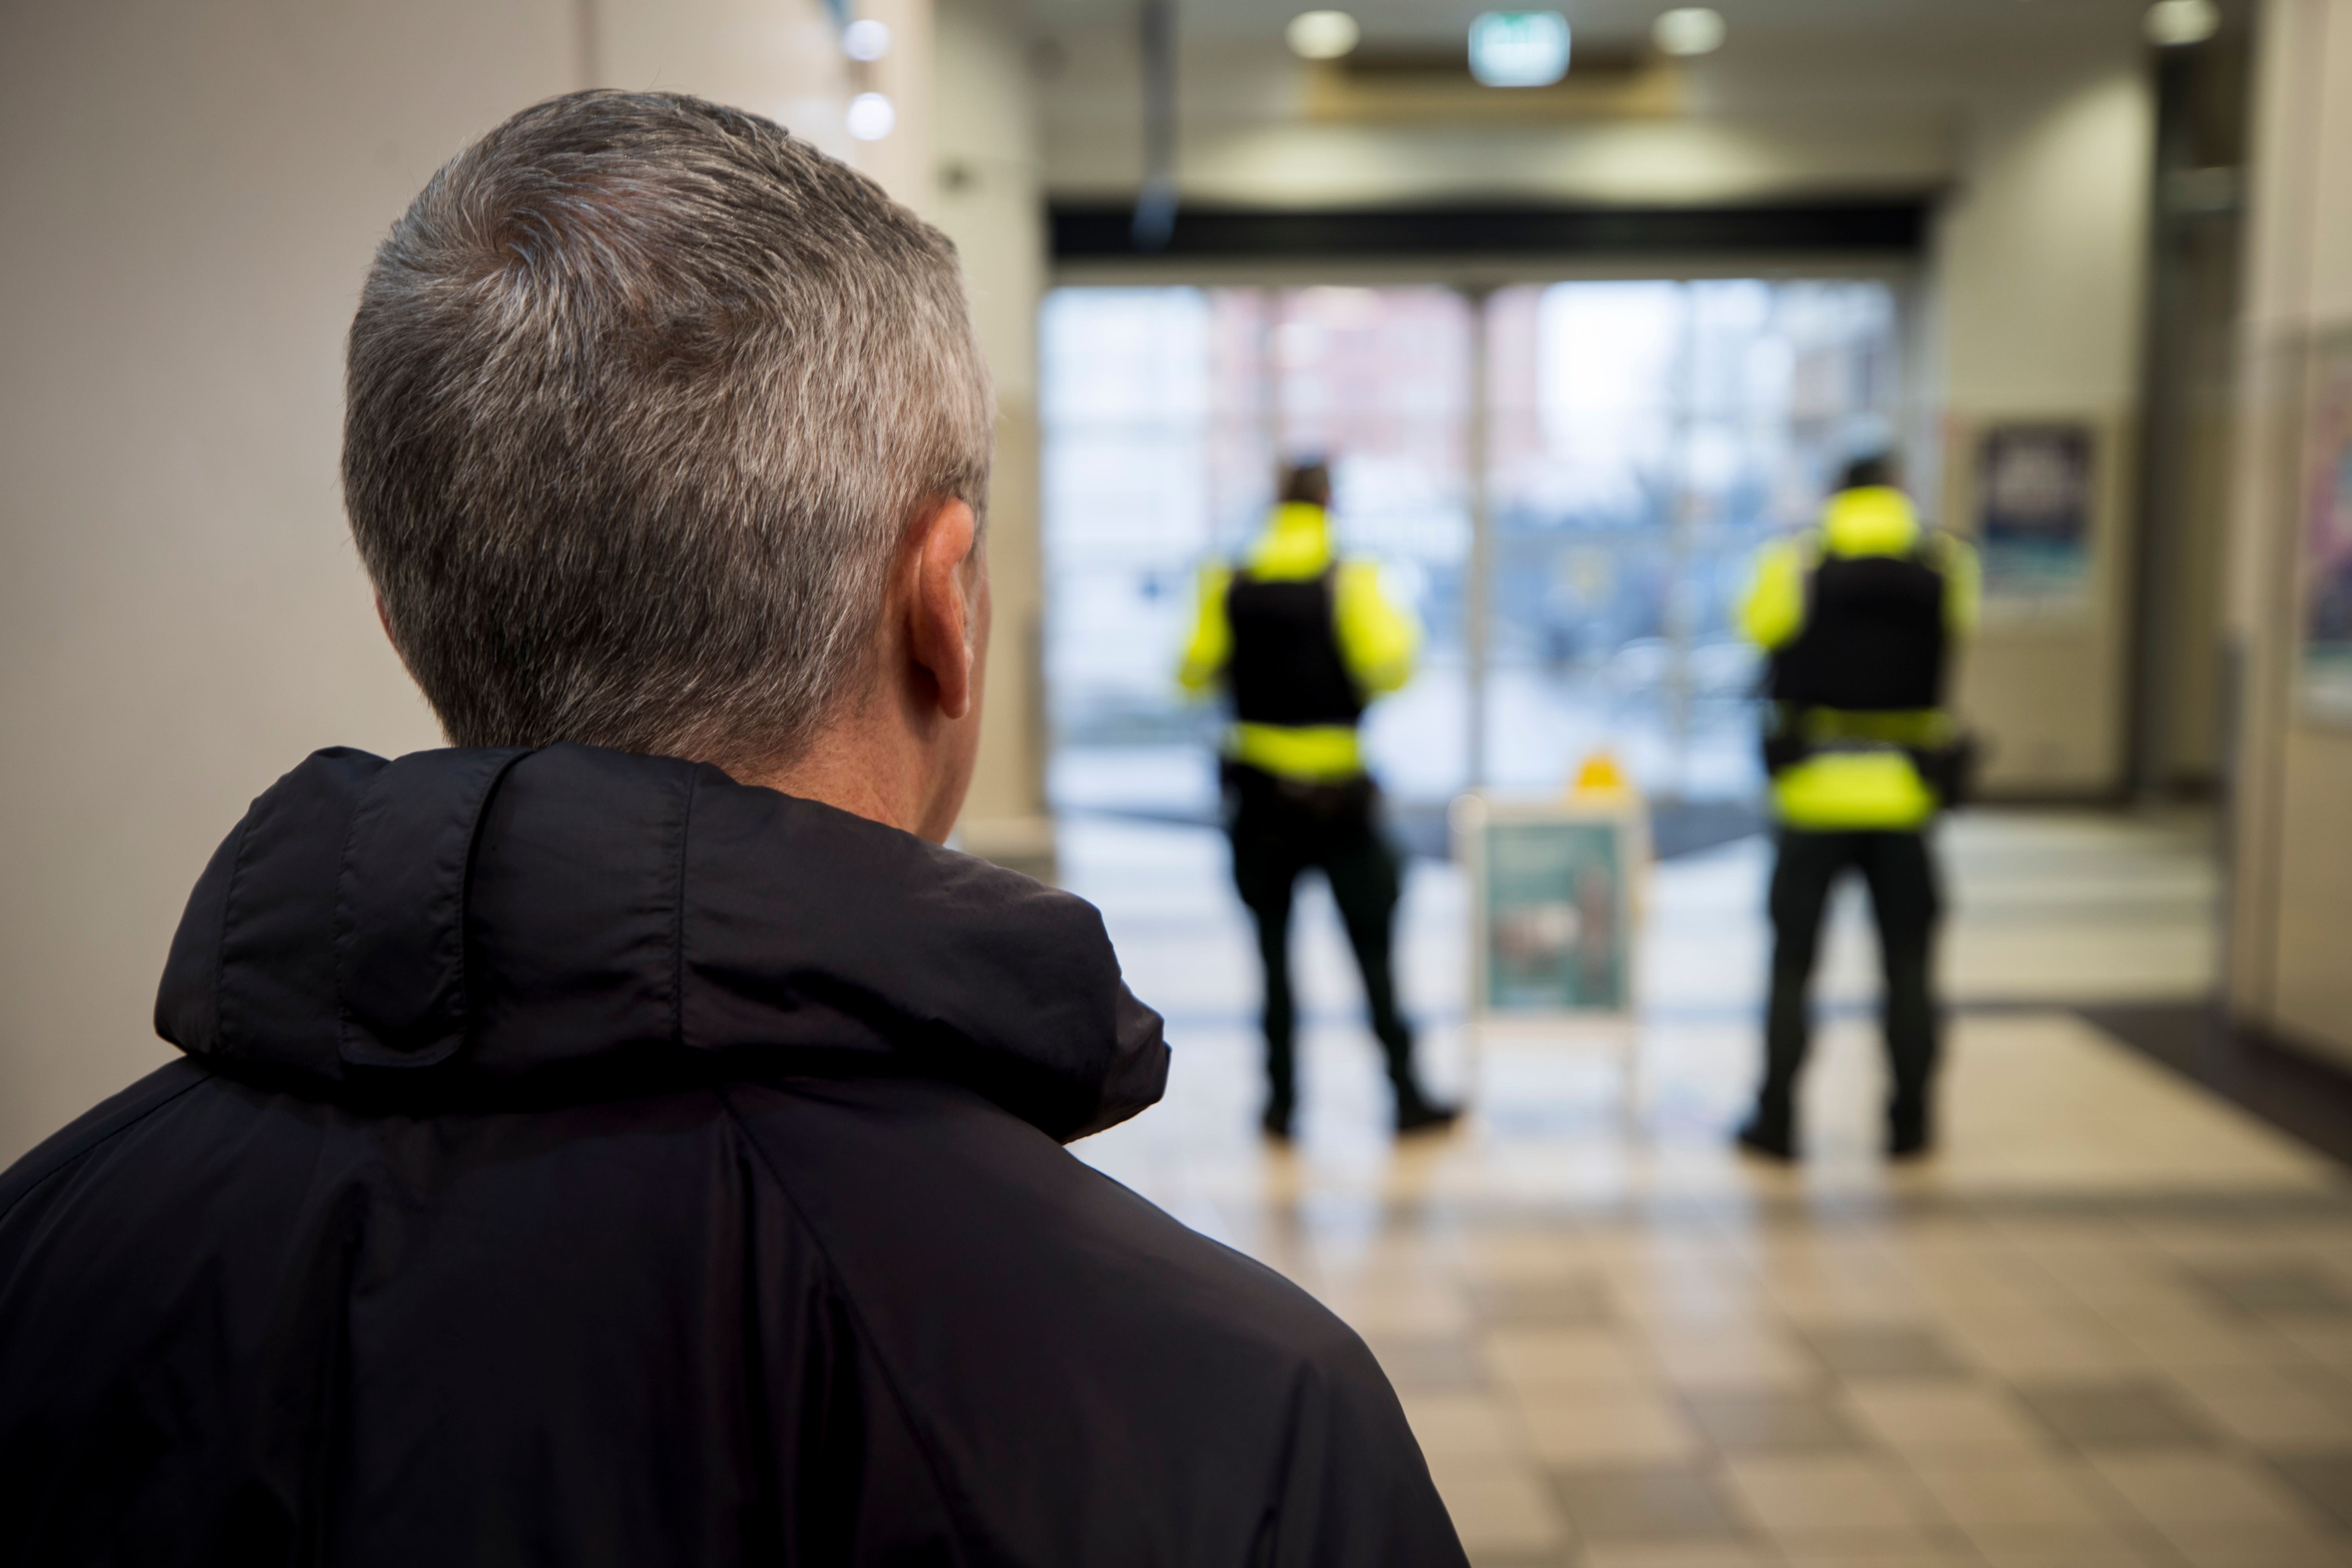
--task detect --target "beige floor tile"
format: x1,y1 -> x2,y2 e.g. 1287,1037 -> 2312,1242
1966,1524 -> 2169,1566
1518,1389 -> 1705,1466
1843,1382 -> 2052,1453
2088,1452 -> 2330,1531
1578,1545 -> 1775,1568
1402,1392 -> 1533,1460
1314,1281 -> 1473,1336
1644,1328 -> 1821,1390
2160,1521 -> 2352,1568
1485,1327 -> 1660,1390
1550,1462 -> 1749,1539
1943,1327 -> 2149,1379
1718,1454 -> 1935,1535
2273,1321 -> 2352,1373
1368,1332 -> 1494,1394
1423,1458 -> 1570,1555
2177,1388 -> 2352,1447
1768,1526 -> 1974,1565
2116,1325 -> 2310,1375
1906,1454 -> 2123,1531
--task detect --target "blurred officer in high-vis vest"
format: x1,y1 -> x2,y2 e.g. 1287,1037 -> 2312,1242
1736,456 -> 1980,1161
1180,462 -> 1457,1143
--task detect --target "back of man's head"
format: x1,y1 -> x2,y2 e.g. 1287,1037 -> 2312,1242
345,91 -> 991,777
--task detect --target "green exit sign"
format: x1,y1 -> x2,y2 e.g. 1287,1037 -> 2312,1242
1469,11 -> 1572,87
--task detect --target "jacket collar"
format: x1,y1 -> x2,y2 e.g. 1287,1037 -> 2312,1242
155,744 -> 1167,1143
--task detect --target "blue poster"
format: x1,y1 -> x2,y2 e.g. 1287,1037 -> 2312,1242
1977,423 -> 2094,606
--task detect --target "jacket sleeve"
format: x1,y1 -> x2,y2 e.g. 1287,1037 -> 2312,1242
1263,1328 -> 1471,1568
1739,537 -> 1808,650
1333,561 -> 1418,696
1177,565 -> 1234,697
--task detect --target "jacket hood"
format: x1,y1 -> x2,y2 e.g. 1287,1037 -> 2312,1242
155,745 -> 1168,1142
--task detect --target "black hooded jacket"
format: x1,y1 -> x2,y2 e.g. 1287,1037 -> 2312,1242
0,745 -> 1464,1566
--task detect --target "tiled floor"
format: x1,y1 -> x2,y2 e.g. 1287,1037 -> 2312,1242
1063,806 -> 2352,1566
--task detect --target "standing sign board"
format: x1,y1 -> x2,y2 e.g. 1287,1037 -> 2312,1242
1454,793 -> 1644,1025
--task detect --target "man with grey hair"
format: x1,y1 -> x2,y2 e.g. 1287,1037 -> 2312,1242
0,91 -> 1465,1565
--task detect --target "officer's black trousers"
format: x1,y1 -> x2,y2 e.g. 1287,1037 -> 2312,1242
1227,786 -> 1416,1113
1756,827 -> 1942,1141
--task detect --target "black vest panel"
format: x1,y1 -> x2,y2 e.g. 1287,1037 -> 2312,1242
1227,570 -> 1364,727
1768,547 -> 1949,711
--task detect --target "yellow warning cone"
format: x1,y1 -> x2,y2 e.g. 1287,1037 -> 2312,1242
1569,751 -> 1635,801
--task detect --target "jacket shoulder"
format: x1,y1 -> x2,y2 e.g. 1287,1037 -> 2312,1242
722,1076 -> 1465,1566
0,1059 -> 211,1221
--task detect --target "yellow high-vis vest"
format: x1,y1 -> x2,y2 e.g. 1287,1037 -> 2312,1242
1739,487 -> 1980,831
1178,503 -> 1419,783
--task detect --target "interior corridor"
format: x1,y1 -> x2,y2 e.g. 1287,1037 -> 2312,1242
1070,810 -> 2352,1566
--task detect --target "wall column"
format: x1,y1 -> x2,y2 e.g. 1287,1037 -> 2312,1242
934,0 -> 1057,880
1931,65 -> 2154,797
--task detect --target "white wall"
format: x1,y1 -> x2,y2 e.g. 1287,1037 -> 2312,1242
2223,0 -> 2352,1066
0,0 -> 873,1164
933,0 -> 1057,876
1933,66 -> 2154,795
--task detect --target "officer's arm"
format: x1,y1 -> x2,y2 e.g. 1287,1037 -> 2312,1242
1940,535 -> 1983,638
1177,565 -> 1234,696
1739,539 -> 1807,650
1334,561 -> 1418,696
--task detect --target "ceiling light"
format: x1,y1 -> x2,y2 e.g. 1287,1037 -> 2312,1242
2145,0 -> 2219,45
1653,7 -> 1725,56
1286,11 -> 1361,60
1470,11 -> 1572,88
842,18 -> 892,62
845,91 -> 896,141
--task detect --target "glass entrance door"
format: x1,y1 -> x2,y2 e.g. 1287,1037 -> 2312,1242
1483,279 -> 1902,800
1039,276 -> 1903,825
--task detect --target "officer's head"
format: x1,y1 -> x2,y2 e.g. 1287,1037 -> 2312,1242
1280,462 -> 1333,509
1838,454 -> 1900,492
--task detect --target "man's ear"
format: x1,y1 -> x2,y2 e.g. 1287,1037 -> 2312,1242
906,499 -> 981,722
374,593 -> 410,675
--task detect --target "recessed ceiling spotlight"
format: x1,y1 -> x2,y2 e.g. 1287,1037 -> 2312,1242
1286,10 -> 1361,60
2145,0 -> 2220,45
1470,10 -> 1572,87
845,91 -> 896,141
1653,7 -> 1726,56
842,18 -> 892,62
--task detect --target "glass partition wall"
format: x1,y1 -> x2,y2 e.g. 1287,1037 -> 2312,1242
1040,278 -> 1904,828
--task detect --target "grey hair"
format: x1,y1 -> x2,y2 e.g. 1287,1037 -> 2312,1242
344,89 -> 992,774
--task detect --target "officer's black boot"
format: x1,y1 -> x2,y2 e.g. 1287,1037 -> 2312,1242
1260,1016 -> 1296,1142
1394,1082 -> 1459,1136
1886,1095 -> 1932,1159
1736,1102 -> 1797,1162
1741,944 -> 1813,1161
1737,1040 -> 1802,1160
1380,1027 -> 1457,1136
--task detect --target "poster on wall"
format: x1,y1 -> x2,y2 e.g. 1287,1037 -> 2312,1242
2300,334 -> 2352,726
1976,421 -> 2096,610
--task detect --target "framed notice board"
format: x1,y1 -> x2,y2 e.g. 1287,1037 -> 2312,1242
1976,420 -> 2096,611
2300,330 -> 2352,726
1454,794 -> 1642,1021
